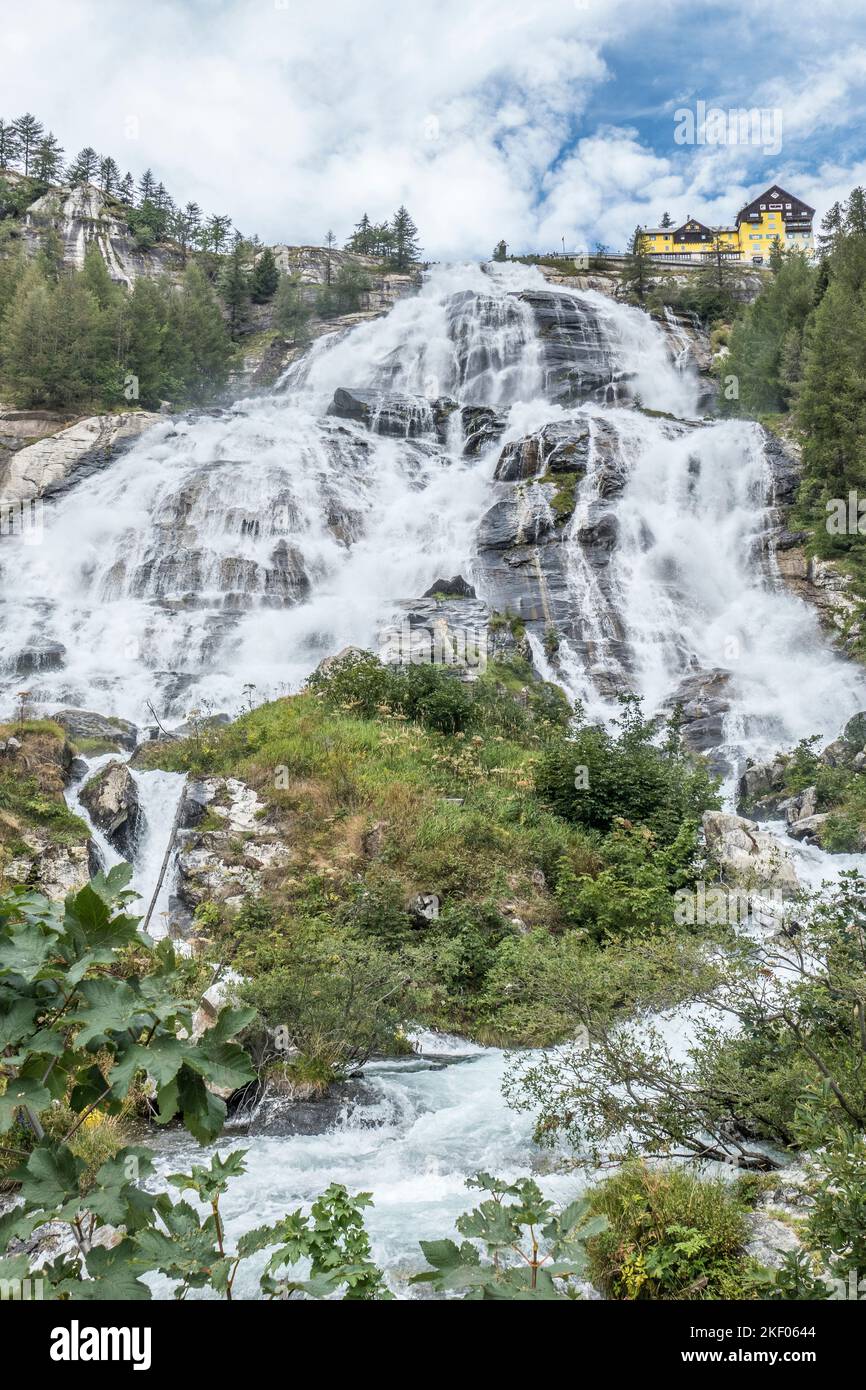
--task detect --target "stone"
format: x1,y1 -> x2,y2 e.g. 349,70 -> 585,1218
787,813 -> 831,845
52,708 -> 139,753
0,412 -> 162,511
702,811 -> 800,896
422,575 -> 476,599
327,388 -> 437,438
79,761 -> 142,856
409,893 -> 440,923
744,1212 -> 802,1269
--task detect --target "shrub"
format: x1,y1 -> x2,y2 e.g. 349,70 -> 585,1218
585,1163 -> 752,1300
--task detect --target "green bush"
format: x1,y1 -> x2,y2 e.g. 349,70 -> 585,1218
585,1163 -> 753,1300
535,696 -> 720,845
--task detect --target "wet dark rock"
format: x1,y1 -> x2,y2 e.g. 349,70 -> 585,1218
478,496 -> 555,550
328,387 -> 437,438
494,419 -> 592,482
517,290 -> 628,405
762,429 -> 801,506
460,405 -> 506,456
16,641 -> 66,674
422,574 -> 476,599
665,668 -> 731,754
52,708 -> 138,752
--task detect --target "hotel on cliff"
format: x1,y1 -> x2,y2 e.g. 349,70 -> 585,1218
639,185 -> 815,263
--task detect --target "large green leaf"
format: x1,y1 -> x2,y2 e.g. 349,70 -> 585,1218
0,1076 -> 51,1132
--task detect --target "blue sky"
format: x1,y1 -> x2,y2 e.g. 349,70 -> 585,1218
4,0 -> 866,256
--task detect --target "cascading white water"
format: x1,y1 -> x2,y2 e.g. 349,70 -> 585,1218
7,259 -> 866,1294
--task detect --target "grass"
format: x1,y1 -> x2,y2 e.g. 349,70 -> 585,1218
0,722 -> 90,877
138,677 -> 580,918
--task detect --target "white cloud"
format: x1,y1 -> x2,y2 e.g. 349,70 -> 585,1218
2,0 -> 865,255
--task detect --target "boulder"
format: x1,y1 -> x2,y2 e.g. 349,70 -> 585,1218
494,419 -> 592,483
327,388 -> 437,439
52,708 -> 139,753
737,757 -> 788,816
787,813 -> 832,846
174,777 -> 291,922
79,761 -> 142,856
422,575 -> 476,599
702,811 -> 800,896
665,669 -> 731,754
478,496 -> 555,550
0,412 -> 162,509
460,405 -> 506,457
779,786 -> 817,826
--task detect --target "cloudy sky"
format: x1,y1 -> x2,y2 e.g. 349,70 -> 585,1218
5,0 -> 866,256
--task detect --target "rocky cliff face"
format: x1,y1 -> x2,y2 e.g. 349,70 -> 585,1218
0,411 -> 162,508
24,185 -> 180,286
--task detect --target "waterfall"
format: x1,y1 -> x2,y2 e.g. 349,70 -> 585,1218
6,258 -> 866,1294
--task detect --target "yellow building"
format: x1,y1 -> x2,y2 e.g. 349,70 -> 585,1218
639,185 -> 815,263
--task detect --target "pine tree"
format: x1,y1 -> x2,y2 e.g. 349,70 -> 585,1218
845,187 -> 866,236
390,206 -> 421,271
620,226 -> 651,300
218,235 -> 251,338
274,272 -> 312,341
818,202 -> 845,257
173,261 -> 235,402
137,168 -> 157,204
33,132 -> 64,185
36,227 -> 65,283
324,230 -> 336,284
492,240 -> 507,261
125,275 -> 171,405
1,265 -> 103,407
660,211 -> 674,228
204,213 -> 232,254
250,246 -> 279,302
346,214 -> 374,255
67,147 -> 99,185
98,156 -> 120,197
0,119 -> 21,171
12,113 -> 44,176
118,172 -> 135,205
0,224 -> 27,325
172,201 -> 202,258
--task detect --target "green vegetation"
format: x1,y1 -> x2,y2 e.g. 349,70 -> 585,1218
345,205 -> 422,270
137,655 -> 721,1059
0,722 -> 89,880
0,240 -> 234,409
718,188 -> 866,620
585,1163 -> 756,1300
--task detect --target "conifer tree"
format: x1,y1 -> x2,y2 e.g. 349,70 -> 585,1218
67,146 -> 99,185
620,226 -> 651,300
33,132 -> 64,185
12,113 -> 44,175
174,261 -> 235,401
118,171 -> 135,204
98,155 -> 120,197
219,235 -> 252,338
250,246 -> 279,302
274,271 -> 312,341
138,168 -> 157,204
390,206 -> 421,270
660,211 -> 674,227
0,119 -> 20,171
